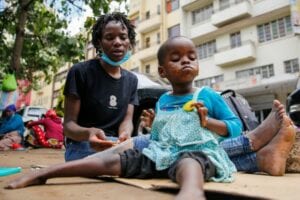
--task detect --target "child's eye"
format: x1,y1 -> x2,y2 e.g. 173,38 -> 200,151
170,56 -> 180,62
189,53 -> 197,60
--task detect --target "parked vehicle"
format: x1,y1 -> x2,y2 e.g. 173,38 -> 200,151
17,106 -> 48,124
287,89 -> 300,127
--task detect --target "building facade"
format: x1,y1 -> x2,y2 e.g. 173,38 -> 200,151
126,0 -> 300,121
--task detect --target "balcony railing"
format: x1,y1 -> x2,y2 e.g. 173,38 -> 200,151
212,0 -> 252,27
136,42 -> 160,62
214,40 -> 256,67
136,13 -> 161,33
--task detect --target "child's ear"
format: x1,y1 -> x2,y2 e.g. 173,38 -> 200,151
158,66 -> 166,78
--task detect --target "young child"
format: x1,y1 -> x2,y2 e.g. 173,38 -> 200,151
5,37 -> 296,200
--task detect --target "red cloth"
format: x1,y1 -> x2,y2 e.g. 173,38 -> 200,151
27,117 -> 63,142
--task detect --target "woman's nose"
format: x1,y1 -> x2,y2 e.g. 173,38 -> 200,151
113,37 -> 122,46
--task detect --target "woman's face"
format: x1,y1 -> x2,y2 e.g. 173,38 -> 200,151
100,21 -> 130,62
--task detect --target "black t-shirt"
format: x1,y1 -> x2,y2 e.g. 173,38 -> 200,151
64,59 -> 138,137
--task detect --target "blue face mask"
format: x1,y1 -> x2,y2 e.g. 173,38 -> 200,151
100,51 -> 131,67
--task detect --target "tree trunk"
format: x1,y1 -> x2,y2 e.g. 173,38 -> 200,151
9,0 -> 33,74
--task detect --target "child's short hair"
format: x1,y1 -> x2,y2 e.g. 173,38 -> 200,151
92,12 -> 136,54
157,36 -> 192,66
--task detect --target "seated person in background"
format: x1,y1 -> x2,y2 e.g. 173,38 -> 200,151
0,104 -> 25,150
26,109 -> 63,149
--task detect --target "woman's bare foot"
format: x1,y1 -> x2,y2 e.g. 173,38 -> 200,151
246,100 -> 285,151
5,171 -> 47,189
256,115 -> 296,176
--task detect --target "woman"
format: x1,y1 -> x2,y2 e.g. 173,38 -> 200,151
63,12 -> 138,161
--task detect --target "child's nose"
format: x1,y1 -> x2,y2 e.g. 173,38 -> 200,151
181,56 -> 190,64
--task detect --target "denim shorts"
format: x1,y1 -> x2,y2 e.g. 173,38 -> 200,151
64,136 -> 118,161
64,135 -> 151,161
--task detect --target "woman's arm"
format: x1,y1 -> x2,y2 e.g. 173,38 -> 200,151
118,104 -> 135,142
63,95 -> 106,142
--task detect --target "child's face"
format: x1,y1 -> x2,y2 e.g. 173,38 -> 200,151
159,37 -> 199,85
100,21 -> 130,62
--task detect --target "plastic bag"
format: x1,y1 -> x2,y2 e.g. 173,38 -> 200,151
2,73 -> 17,92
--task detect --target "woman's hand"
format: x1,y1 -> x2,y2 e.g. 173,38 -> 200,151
88,128 -> 114,151
192,102 -> 208,127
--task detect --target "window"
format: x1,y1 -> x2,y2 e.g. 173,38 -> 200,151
236,64 -> 274,79
257,16 -> 292,43
219,0 -> 230,11
157,32 -> 160,44
192,4 -> 213,24
145,11 -> 150,19
157,4 -> 161,14
131,67 -> 139,72
145,37 -> 150,48
195,75 -> 224,88
230,32 -> 241,48
196,40 -> 216,59
168,24 -> 180,38
145,65 -> 150,74
54,70 -> 68,82
235,0 -> 244,4
284,58 -> 299,73
166,0 -> 180,13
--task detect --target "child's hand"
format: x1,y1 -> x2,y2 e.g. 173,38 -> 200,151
140,109 -> 155,129
192,102 -> 208,128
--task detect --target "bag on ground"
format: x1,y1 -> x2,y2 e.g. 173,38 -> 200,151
221,89 -> 259,132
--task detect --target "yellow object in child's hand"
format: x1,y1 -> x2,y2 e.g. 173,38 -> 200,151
183,100 -> 196,111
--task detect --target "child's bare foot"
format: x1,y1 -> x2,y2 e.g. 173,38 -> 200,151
175,189 -> 206,200
246,100 -> 285,151
5,171 -> 46,189
256,115 -> 296,176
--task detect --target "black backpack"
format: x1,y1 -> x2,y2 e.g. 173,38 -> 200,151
221,89 -> 259,132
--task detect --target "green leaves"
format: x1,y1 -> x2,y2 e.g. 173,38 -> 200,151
0,0 -> 127,90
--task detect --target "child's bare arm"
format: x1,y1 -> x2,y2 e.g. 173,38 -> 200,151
192,103 -> 228,137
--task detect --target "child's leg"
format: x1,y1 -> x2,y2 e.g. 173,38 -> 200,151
174,158 -> 206,200
169,152 -> 216,200
86,135 -> 149,159
256,115 -> 295,175
6,152 -> 122,189
221,100 -> 285,157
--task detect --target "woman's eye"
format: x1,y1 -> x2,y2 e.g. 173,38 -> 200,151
120,35 -> 128,40
104,36 -> 113,40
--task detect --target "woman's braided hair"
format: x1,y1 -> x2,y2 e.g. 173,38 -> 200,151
92,12 -> 136,54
